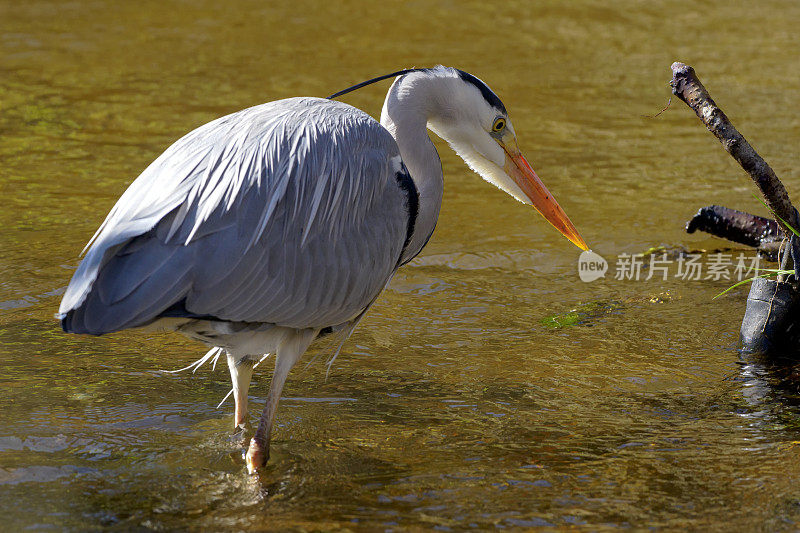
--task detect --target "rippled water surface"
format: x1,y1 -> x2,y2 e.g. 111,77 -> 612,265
3,0 -> 800,530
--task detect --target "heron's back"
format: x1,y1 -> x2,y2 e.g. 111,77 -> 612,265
60,97 -> 413,335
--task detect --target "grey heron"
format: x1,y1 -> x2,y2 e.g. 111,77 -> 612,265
58,66 -> 588,474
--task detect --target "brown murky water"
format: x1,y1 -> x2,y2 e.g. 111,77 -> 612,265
3,0 -> 800,530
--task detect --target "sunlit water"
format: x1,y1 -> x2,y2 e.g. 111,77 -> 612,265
2,0 -> 800,529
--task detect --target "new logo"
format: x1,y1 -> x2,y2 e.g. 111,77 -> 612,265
578,250 -> 608,282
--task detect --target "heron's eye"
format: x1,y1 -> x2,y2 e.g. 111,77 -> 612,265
492,118 -> 506,132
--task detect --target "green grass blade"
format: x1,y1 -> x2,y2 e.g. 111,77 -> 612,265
751,193 -> 800,237
713,272 -> 779,300
755,269 -> 796,274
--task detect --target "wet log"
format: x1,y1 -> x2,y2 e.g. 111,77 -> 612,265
683,205 -> 784,260
685,205 -> 782,248
740,277 -> 800,355
670,62 -> 800,236
757,240 -> 783,261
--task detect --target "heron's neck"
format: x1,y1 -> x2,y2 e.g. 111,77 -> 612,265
380,80 -> 444,262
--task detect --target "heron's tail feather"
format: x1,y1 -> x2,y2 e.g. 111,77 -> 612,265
298,322 -> 356,377
216,388 -> 235,409
324,299 -> 379,379
161,346 -> 224,374
325,331 -> 353,380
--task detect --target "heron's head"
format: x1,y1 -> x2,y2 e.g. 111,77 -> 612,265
409,66 -> 588,251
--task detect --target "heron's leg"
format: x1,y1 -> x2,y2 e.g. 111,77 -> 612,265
246,328 -> 318,474
226,353 -> 254,429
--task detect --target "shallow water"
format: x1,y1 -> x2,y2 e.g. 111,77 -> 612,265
2,0 -> 800,530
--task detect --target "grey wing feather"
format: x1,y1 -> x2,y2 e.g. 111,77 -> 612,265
60,97 -> 410,334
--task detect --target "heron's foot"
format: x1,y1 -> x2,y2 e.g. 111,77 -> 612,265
229,422 -> 248,444
245,436 -> 268,474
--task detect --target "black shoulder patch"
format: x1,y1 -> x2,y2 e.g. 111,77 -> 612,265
60,310 -> 75,333
157,299 -> 219,321
456,69 -> 507,114
395,165 -> 419,263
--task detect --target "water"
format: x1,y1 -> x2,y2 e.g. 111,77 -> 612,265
2,0 -> 800,529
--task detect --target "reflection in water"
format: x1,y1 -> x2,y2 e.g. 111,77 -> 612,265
2,0 -> 800,529
737,356 -> 800,419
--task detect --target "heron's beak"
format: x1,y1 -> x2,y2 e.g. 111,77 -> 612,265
501,138 -> 589,251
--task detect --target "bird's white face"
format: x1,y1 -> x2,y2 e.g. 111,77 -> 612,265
428,73 -> 588,251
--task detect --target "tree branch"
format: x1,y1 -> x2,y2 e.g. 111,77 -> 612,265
685,205 -> 782,247
670,62 -> 799,236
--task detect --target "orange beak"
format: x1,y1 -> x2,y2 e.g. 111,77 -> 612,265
502,144 -> 589,251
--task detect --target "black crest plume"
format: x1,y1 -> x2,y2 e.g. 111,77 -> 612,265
327,68 -> 428,100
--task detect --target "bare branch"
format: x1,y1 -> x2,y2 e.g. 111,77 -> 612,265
685,205 -> 782,247
670,62 -> 799,235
